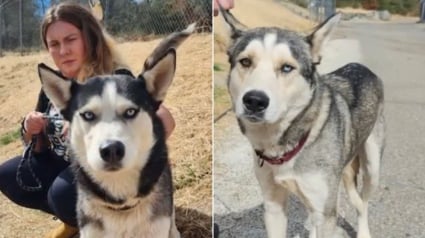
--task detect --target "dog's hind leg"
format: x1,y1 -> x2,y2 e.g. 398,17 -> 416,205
343,149 -> 370,238
342,156 -> 363,216
358,131 -> 382,238
256,166 -> 289,238
343,130 -> 382,238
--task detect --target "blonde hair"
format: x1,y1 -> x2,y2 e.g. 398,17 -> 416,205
41,2 -> 127,82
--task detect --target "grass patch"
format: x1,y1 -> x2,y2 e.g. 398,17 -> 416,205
214,85 -> 229,104
0,128 -> 20,146
214,63 -> 223,71
175,163 -> 210,190
214,85 -> 232,119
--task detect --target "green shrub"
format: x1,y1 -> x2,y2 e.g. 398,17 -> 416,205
0,129 -> 20,146
214,63 -> 222,72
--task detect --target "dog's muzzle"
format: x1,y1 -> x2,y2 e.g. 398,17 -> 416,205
242,90 -> 269,122
99,140 -> 125,171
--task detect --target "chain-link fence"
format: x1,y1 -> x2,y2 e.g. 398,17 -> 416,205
0,0 -> 41,55
0,0 -> 212,55
101,0 -> 211,37
285,0 -> 336,22
133,0 -> 211,34
308,0 -> 336,22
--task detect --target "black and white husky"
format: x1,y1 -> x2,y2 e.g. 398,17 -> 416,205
38,24 -> 195,238
220,8 -> 385,238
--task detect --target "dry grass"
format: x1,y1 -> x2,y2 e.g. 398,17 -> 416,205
337,7 -> 420,21
0,34 -> 212,237
337,7 -> 374,14
213,0 -> 314,53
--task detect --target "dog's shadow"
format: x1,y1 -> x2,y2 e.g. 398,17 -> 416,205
215,196 -> 357,238
175,206 -> 212,238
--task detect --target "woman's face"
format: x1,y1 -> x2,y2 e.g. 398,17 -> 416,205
45,20 -> 86,78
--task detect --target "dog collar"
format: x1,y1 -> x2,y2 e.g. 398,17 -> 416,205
104,201 -> 140,211
256,132 -> 309,167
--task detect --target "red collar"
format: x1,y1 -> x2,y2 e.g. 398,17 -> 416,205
256,132 -> 309,167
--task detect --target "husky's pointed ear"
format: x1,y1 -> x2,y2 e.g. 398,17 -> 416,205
307,13 -> 341,64
38,63 -> 73,111
88,0 -> 103,22
219,5 -> 247,41
141,49 -> 176,102
140,23 -> 194,102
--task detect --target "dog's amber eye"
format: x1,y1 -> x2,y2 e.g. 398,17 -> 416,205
80,111 -> 96,122
239,58 -> 252,68
123,108 -> 139,119
281,64 -> 294,73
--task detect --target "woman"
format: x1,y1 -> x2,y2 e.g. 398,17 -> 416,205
0,3 -> 175,238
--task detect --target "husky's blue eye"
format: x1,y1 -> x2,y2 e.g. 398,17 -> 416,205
80,111 -> 96,121
123,108 -> 139,119
239,58 -> 252,68
281,64 -> 295,73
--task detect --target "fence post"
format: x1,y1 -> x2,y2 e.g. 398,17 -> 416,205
104,0 -> 109,27
324,0 -> 335,19
19,0 -> 23,56
420,0 -> 425,23
0,1 -> 2,57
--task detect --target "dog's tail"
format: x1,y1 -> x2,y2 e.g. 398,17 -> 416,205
143,23 -> 196,70
74,0 -> 128,82
88,0 -> 128,71
88,0 -> 103,22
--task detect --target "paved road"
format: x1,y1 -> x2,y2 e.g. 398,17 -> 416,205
214,20 -> 425,238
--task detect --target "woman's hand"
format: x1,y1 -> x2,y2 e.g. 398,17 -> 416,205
24,112 -> 46,135
61,121 -> 70,138
156,105 -> 175,139
214,0 -> 234,16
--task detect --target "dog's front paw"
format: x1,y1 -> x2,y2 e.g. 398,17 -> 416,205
356,231 -> 371,238
333,226 -> 350,238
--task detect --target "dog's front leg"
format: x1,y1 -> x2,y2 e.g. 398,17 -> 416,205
312,214 -> 349,238
169,210 -> 181,238
298,172 -> 348,238
149,217 -> 175,238
255,165 -> 289,238
169,226 -> 180,238
79,224 -> 104,238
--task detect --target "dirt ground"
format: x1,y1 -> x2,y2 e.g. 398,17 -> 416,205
0,34 -> 212,238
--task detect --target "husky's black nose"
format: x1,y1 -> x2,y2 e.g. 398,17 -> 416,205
99,140 -> 125,163
243,90 -> 269,113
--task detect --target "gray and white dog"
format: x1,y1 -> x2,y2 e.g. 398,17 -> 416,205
220,9 -> 384,238
38,24 -> 195,238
